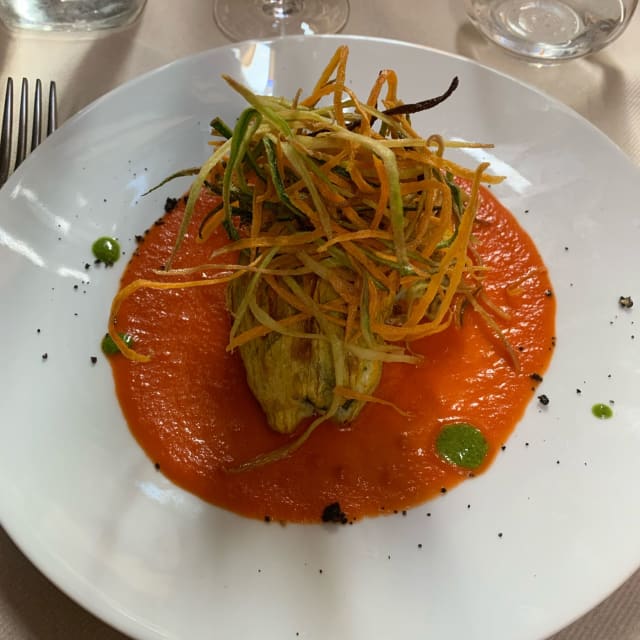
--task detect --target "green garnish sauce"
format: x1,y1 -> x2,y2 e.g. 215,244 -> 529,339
92,236 -> 121,265
101,332 -> 133,356
436,422 -> 489,470
591,403 -> 613,419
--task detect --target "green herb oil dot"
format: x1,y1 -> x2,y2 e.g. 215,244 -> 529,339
92,236 -> 121,265
101,332 -> 133,356
436,423 -> 489,470
591,403 -> 613,419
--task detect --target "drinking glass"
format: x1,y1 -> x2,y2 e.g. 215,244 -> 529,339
213,0 -> 349,41
465,0 -> 638,62
0,0 -> 147,31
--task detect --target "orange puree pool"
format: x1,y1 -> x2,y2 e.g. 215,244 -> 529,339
109,186 -> 555,523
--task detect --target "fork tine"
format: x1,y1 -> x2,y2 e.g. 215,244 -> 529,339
0,78 -> 13,186
14,78 -> 28,170
31,79 -> 42,152
47,81 -> 57,135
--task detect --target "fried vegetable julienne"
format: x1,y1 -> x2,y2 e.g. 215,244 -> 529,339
109,46 -> 509,470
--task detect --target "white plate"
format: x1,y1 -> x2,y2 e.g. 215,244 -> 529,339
1,35 -> 639,640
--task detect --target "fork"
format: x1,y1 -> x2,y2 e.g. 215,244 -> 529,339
0,78 -> 58,187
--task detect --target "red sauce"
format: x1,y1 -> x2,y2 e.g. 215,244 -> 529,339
110,188 -> 555,523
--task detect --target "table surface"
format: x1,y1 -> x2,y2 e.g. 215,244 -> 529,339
1,1 -> 639,638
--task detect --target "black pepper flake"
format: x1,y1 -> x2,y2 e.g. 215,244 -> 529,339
440,487 -> 447,494
619,296 -> 634,309
576,388 -> 582,394
135,234 -> 144,243
530,372 -> 543,382
84,263 -> 91,270
321,502 -> 347,524
402,510 -> 407,516
36,328 -> 41,334
90,356 -> 97,364
501,445 -> 506,451
498,532 -> 503,538
426,512 -> 431,517
417,543 -> 423,549
164,197 -> 178,212
154,462 -> 160,471
154,218 -> 165,226
264,515 -> 271,523
538,394 -> 549,406
544,289 -> 553,297
73,284 -> 79,290
41,353 -> 48,360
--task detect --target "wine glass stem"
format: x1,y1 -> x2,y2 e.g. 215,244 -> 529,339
262,0 -> 304,19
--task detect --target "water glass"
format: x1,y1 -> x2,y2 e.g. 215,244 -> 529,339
0,0 -> 147,31
465,0 -> 638,62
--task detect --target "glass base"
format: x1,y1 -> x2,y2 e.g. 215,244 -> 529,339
0,0 -> 147,32
465,0 -> 636,62
214,0 -> 349,41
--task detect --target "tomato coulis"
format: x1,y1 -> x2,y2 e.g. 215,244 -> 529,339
110,187 -> 555,523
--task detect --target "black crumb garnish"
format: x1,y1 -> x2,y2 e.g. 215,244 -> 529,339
538,394 -> 550,406
154,218 -> 165,226
440,487 -> 447,494
164,197 -> 178,212
530,372 -> 543,382
321,502 -> 348,524
41,353 -> 48,360
544,289 -> 553,297
619,296 -> 634,309
90,356 -> 97,364
501,445 -> 506,451
264,515 -> 271,523
135,234 -> 144,243
154,462 -> 161,471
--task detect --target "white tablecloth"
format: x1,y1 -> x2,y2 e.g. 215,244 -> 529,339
1,1 -> 639,638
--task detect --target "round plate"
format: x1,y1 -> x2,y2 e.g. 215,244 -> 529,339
1,35 -> 639,640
